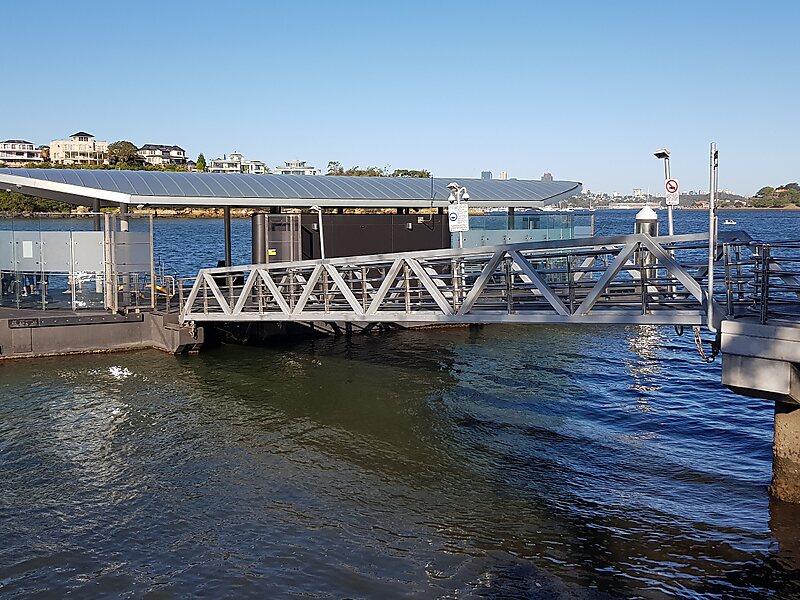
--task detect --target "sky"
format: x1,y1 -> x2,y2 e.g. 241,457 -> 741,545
2,0 -> 798,196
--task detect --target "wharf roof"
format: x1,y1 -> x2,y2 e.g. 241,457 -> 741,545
0,168 -> 582,209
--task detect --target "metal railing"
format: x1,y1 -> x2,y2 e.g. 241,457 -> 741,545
750,241 -> 800,324
178,231 -> 760,329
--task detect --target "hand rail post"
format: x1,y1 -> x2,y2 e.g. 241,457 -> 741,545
760,244 -> 770,324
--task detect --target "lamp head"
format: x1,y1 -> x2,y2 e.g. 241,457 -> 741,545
653,148 -> 671,160
446,181 -> 460,192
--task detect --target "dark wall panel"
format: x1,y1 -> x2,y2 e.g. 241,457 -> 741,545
299,214 -> 448,259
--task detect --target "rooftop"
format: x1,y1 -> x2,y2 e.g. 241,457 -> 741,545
0,168 -> 582,209
69,132 -> 94,138
139,144 -> 185,152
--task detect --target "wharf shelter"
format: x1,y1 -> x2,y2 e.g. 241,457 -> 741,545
0,168 -> 584,263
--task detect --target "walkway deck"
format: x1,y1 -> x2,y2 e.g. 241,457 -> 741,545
179,231 -> 753,329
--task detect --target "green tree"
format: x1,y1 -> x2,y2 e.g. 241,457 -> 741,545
755,186 -> 775,198
327,161 -> 343,175
196,153 -> 207,172
0,190 -> 70,213
108,140 -> 140,165
391,169 -> 431,178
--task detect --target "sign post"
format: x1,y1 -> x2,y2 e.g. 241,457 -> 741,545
664,178 -> 679,236
447,193 -> 470,248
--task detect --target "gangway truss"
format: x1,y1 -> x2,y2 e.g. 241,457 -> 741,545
179,232 -> 755,329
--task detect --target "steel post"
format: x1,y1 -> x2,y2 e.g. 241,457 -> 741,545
251,213 -> 267,264
707,143 -> 718,331
92,198 -> 101,231
223,206 -> 232,267
665,157 -> 674,236
761,245 -> 771,324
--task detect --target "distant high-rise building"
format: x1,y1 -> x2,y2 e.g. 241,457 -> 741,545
498,170 -> 509,180
481,170 -> 492,180
541,172 -> 553,182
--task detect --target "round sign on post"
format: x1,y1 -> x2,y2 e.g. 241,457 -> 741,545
665,179 -> 679,206
448,203 -> 470,232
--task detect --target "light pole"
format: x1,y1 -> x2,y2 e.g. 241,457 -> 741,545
310,205 -> 326,259
654,148 -> 674,236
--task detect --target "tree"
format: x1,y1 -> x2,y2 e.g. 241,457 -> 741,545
196,153 -> 207,172
0,190 -> 70,213
755,186 -> 775,198
108,140 -> 140,165
327,161 -> 343,175
391,169 -> 431,178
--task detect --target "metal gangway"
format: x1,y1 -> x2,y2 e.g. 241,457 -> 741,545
177,231 -> 775,331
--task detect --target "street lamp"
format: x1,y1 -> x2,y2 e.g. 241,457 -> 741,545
310,205 -> 326,259
654,148 -> 674,236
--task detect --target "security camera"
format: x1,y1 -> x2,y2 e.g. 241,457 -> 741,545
446,181 -> 460,191
461,191 -> 470,201
447,193 -> 457,203
16,184 -> 22,189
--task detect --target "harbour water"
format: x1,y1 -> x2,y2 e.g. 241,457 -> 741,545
2,209 -> 800,598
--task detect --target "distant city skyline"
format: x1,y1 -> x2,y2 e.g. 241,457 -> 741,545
3,1 -> 798,197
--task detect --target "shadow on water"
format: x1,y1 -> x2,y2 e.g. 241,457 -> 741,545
1,323 -> 799,598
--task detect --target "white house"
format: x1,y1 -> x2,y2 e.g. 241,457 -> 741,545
0,139 -> 43,165
208,152 -> 267,174
137,144 -> 187,166
274,160 -> 320,176
50,132 -> 109,165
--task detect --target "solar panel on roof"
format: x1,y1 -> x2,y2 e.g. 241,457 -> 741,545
0,168 -> 582,207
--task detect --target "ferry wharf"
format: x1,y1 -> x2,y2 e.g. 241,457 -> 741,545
2,168 -> 800,504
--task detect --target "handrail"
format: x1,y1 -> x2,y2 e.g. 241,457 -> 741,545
179,233 -> 758,329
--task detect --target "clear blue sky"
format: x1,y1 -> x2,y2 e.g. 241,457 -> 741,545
3,0 -> 798,195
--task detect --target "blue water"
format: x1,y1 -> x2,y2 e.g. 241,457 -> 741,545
2,209 -> 800,599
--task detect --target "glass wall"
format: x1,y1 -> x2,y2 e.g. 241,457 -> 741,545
452,211 -> 594,248
0,214 -> 155,312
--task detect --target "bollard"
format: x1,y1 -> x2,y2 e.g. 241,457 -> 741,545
634,206 -> 659,237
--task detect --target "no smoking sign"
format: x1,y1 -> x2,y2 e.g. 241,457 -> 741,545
665,179 -> 679,206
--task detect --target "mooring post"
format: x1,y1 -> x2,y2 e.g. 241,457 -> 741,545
771,401 -> 800,503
